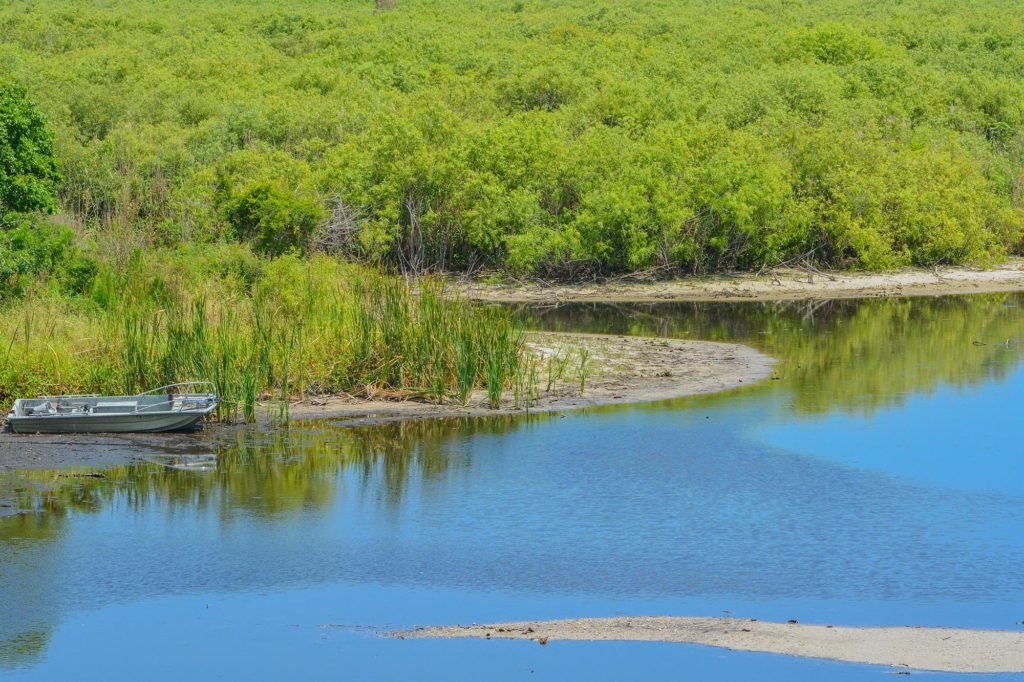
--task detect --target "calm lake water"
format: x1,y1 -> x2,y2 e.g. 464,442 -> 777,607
1,294 -> 1023,680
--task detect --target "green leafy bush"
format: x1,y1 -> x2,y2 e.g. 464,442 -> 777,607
0,82 -> 61,217
224,182 -> 322,256
0,220 -> 96,298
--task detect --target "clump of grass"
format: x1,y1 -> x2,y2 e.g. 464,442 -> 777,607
455,332 -> 477,405
514,350 -> 540,410
576,347 -> 592,394
545,349 -> 572,392
484,323 -> 512,409
0,249 -> 537,420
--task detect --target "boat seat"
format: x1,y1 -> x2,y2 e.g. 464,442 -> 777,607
26,401 -> 55,415
92,400 -> 139,414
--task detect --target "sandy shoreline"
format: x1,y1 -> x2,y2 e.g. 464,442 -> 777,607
461,260 -> 1024,303
287,331 -> 774,426
398,616 -> 1024,673
0,332 -> 774,472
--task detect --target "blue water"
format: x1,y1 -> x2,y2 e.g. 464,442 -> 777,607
1,294 -> 1022,680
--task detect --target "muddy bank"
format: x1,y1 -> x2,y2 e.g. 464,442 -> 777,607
462,260 -> 1024,303
397,616 -> 1024,674
288,331 -> 775,426
0,424 -> 247,475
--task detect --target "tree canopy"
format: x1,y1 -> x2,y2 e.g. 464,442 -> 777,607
1,0 -> 1022,274
0,83 -> 60,220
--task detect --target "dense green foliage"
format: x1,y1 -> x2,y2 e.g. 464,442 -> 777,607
0,248 -> 532,416
0,219 -> 95,298
0,82 -> 59,219
223,181 -> 323,256
1,0 -> 1023,275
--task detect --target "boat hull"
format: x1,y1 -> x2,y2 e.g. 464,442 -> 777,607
7,411 -> 207,434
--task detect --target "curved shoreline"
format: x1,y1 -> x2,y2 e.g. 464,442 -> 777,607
461,261 -> 1024,303
397,616 -> 1024,674
287,331 -> 775,426
0,332 -> 775,471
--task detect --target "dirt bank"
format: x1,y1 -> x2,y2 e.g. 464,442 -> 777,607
462,260 -> 1024,303
397,616 -> 1024,674
288,331 -> 775,426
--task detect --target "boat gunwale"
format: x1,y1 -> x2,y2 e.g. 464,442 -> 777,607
8,399 -> 218,420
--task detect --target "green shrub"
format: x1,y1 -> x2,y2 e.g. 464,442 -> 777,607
498,65 -> 579,112
224,181 -> 323,256
0,219 -> 96,298
0,82 -> 61,218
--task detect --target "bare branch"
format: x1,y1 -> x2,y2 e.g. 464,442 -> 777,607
313,195 -> 366,256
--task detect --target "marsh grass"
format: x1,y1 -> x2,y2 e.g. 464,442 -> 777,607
0,251 -> 535,420
545,349 -> 572,393
576,347 -> 592,394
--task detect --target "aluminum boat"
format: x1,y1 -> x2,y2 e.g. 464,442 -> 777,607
6,382 -> 219,434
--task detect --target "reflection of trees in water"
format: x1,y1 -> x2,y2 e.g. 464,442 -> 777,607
0,482 -> 67,669
346,415 -> 524,507
0,631 -> 50,670
0,471 -> 110,669
524,293 -> 1024,415
2,416 -> 529,522
0,415 -> 533,667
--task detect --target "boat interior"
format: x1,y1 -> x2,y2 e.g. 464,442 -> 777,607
11,383 -> 218,417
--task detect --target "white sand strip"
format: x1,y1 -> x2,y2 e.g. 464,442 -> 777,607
398,616 -> 1024,673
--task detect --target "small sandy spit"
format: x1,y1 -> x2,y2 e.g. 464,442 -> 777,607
396,616 -> 1024,674
462,260 -> 1024,303
288,331 -> 775,426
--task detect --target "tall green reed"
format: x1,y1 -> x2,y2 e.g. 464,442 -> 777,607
0,253 -> 537,420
